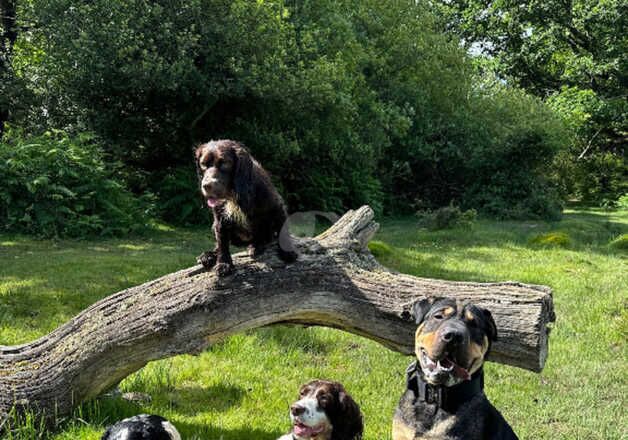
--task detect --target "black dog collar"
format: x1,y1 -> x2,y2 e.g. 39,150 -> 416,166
405,360 -> 484,413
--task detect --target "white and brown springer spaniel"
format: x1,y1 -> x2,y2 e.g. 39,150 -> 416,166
278,380 -> 363,440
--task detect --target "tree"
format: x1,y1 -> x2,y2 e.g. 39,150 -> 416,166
434,0 -> 627,203
0,0 -> 17,138
5,0 -> 569,222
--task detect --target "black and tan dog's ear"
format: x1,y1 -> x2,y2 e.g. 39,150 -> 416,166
481,307 -> 498,342
411,297 -> 435,325
233,144 -> 254,211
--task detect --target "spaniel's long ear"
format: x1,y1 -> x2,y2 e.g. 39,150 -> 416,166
194,144 -> 204,163
233,143 -> 254,212
193,144 -> 205,185
332,390 -> 364,440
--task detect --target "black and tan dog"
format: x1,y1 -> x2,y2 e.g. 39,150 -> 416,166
393,298 -> 518,440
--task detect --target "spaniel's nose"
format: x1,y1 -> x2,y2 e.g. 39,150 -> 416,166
202,177 -> 218,191
291,404 -> 306,416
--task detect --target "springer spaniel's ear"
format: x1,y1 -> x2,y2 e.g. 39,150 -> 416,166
233,144 -> 254,212
194,144 -> 205,163
332,390 -> 363,440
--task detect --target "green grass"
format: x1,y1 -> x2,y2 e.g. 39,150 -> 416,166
1,208 -> 627,439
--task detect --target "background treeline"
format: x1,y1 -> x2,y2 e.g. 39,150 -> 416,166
0,0 -> 625,237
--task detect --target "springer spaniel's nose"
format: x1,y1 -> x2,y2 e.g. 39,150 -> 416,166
290,404 -> 306,416
201,176 -> 219,194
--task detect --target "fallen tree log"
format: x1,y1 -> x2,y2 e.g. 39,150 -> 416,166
0,206 -> 555,424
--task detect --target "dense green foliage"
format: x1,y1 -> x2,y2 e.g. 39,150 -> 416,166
416,204 -> 477,230
5,0 -> 624,235
0,129 -> 149,237
435,0 -> 627,205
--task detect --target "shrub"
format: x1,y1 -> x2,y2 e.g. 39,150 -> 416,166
0,129 -> 150,237
608,234 -> 628,251
151,166 -> 208,226
529,232 -> 572,248
416,205 -> 477,230
616,194 -> 628,210
15,0 -> 566,220
576,152 -> 628,207
368,240 -> 393,258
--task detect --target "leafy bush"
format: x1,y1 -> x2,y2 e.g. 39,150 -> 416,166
608,234 -> 628,251
0,129 -> 150,237
151,166 -> 208,226
575,153 -> 627,207
367,240 -> 393,258
616,194 -> 628,210
529,232 -> 572,248
7,0 -> 568,220
547,87 -> 627,207
417,205 -> 477,230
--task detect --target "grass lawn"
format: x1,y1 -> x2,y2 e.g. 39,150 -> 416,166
1,208 -> 626,439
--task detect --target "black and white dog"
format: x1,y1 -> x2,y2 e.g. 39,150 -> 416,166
101,414 -> 181,440
278,380 -> 363,440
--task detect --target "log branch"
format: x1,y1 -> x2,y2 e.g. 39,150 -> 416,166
0,206 -> 555,424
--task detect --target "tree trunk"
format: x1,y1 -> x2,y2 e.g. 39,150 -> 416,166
0,206 -> 555,425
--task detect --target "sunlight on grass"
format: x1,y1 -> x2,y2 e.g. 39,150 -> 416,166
528,231 -> 572,248
1,207 -> 626,439
0,278 -> 39,295
116,244 -> 150,251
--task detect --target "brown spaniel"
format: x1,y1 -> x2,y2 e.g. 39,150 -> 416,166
195,140 -> 297,276
278,380 -> 363,440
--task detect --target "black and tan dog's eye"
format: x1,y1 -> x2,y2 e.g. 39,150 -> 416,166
433,313 -> 444,320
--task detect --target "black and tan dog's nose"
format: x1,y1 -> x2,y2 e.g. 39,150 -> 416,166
441,328 -> 464,344
291,404 -> 306,416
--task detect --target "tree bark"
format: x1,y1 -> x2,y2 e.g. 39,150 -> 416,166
0,206 -> 555,425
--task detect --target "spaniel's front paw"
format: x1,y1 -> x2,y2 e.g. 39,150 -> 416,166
197,250 -> 217,268
214,262 -> 234,277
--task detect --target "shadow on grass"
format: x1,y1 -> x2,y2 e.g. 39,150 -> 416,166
176,420 -> 284,440
377,210 -> 626,264
165,384 -> 246,415
252,326 -> 331,356
0,229 -> 215,344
